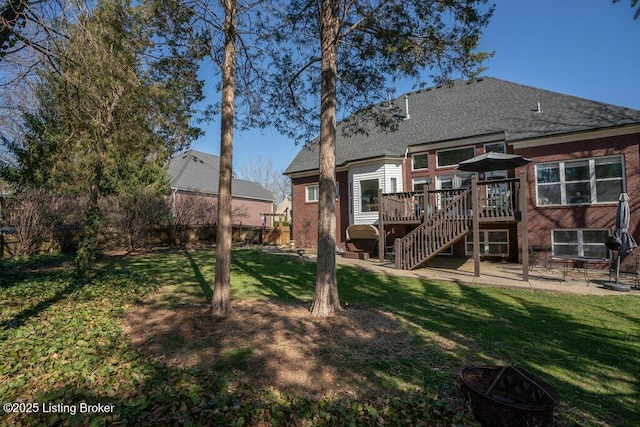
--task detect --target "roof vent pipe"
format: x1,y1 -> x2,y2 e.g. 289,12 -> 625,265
404,95 -> 410,120
536,102 -> 542,113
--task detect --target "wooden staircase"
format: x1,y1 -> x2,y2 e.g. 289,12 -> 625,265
394,188 -> 473,270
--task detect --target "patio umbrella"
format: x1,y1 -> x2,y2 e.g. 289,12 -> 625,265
604,193 -> 637,291
457,152 -> 532,173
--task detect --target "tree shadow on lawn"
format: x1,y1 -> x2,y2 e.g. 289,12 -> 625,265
0,253 -> 73,290
122,250 -> 475,403
1,255 -> 88,329
1,277 -> 90,330
231,250 -> 315,303
333,263 -> 640,426
184,250 -> 212,301
124,298 -> 454,401
19,338 -> 471,426
121,249 -> 640,426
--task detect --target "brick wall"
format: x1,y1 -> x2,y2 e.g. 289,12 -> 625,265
291,131 -> 640,256
515,132 -> 640,251
291,172 -> 349,249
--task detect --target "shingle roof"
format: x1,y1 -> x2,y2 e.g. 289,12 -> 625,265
169,150 -> 275,202
285,77 -> 640,174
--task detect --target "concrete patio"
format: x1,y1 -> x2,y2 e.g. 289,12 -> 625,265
334,254 -> 639,296
263,246 -> 640,295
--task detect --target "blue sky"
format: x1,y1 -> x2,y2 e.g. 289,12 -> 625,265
190,0 -> 640,174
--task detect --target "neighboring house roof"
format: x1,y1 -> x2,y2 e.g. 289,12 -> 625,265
285,77 -> 640,175
169,150 -> 275,202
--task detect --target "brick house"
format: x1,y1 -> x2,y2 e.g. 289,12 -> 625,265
169,150 -> 275,228
284,77 -> 640,269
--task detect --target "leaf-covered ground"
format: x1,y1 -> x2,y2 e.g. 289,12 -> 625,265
2,248 -> 640,426
124,298 -> 444,401
0,252 -> 474,426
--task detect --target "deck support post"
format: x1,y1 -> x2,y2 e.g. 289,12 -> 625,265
378,189 -> 384,263
423,186 -> 429,223
472,175 -> 480,277
519,171 -> 529,281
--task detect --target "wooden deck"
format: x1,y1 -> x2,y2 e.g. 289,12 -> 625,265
380,177 -> 522,226
378,175 -> 527,272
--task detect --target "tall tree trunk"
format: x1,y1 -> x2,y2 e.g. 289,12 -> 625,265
212,0 -> 237,317
75,162 -> 102,277
310,0 -> 341,317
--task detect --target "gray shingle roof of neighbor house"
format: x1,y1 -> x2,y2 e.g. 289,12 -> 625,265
169,150 -> 275,202
284,77 -> 640,175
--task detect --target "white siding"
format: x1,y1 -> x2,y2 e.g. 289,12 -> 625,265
349,161 -> 403,225
383,162 -> 404,194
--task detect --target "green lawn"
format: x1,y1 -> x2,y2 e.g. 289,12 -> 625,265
1,248 -> 639,426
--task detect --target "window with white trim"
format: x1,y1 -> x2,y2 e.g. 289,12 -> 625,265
552,229 -> 610,259
360,179 -> 379,212
483,142 -> 507,180
536,156 -> 624,206
305,184 -> 319,203
435,173 -> 473,210
390,177 -> 398,193
412,177 -> 430,192
436,173 -> 473,190
466,230 -> 509,257
412,153 -> 428,170
484,142 -> 506,154
436,146 -> 475,168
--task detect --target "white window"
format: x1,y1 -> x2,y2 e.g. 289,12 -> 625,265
360,179 -> 379,212
436,146 -> 475,168
305,184 -> 319,203
412,177 -> 430,192
412,153 -> 428,170
484,142 -> 506,154
390,177 -> 398,193
482,143 -> 507,180
536,156 -> 624,206
466,230 -> 509,256
552,229 -> 610,259
435,173 -> 473,212
436,174 -> 473,190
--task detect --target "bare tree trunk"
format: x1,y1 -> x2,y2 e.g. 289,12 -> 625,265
212,0 -> 237,317
76,162 -> 102,277
310,0 -> 341,317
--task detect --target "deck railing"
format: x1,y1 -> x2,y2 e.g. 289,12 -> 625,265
394,188 -> 472,270
379,191 -> 424,223
379,176 -> 524,270
476,177 -> 521,222
380,178 -> 521,225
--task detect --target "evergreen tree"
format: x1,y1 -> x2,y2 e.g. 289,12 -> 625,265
6,0 -> 206,276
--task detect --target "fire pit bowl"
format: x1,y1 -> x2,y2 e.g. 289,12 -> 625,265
460,365 -> 559,426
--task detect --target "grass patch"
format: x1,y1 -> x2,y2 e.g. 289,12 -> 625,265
1,248 -> 639,425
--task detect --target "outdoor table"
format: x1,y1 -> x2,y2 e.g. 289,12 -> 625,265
552,255 -> 609,285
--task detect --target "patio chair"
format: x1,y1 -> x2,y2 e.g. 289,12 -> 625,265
384,244 -> 396,260
529,246 -> 551,272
